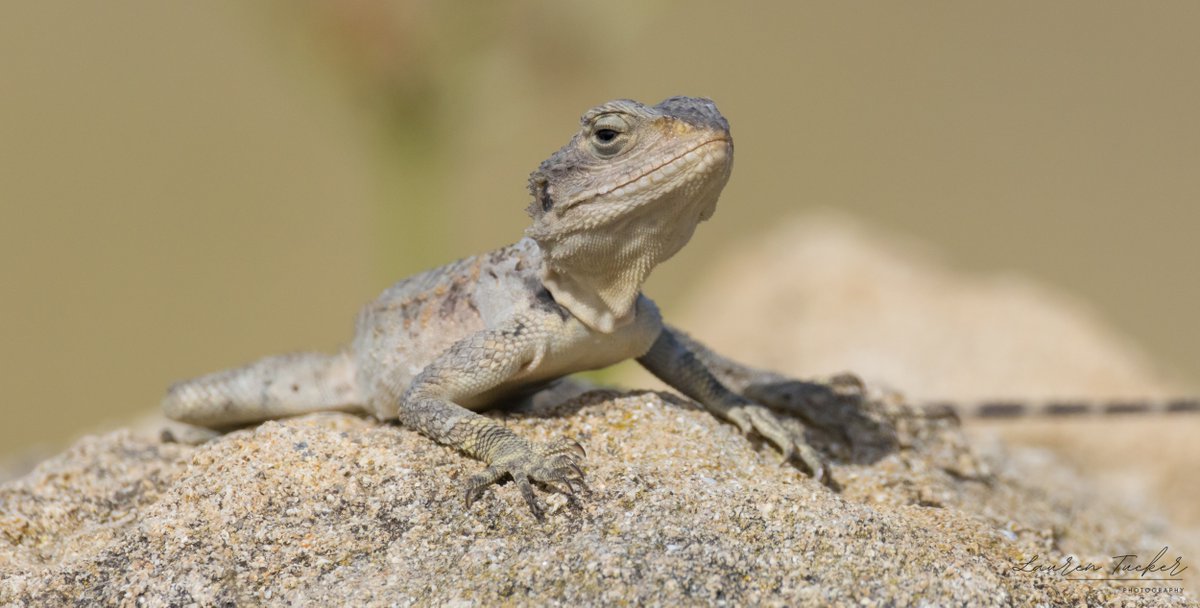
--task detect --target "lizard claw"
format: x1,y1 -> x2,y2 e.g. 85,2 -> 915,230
728,403 -> 830,484
463,437 -> 587,521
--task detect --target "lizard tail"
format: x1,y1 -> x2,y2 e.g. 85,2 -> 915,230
163,351 -> 364,428
921,398 -> 1200,419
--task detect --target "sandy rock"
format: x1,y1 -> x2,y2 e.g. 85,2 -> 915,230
0,387 -> 1193,606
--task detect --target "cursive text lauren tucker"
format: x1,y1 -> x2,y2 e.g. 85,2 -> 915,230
1012,547 -> 1187,581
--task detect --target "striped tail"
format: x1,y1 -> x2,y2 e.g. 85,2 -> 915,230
920,398 -> 1200,419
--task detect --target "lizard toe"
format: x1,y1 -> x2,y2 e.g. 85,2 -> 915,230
792,440 -> 829,484
512,472 -> 544,522
544,437 -> 587,459
464,465 -> 506,509
827,372 -> 866,394
462,437 -> 587,520
732,403 -> 832,485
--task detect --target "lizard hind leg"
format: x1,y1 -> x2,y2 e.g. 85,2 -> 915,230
163,351 -> 364,429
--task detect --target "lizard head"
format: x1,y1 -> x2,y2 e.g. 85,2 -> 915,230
525,96 -> 734,333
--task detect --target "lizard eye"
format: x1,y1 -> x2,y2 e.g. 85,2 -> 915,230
590,114 -> 632,156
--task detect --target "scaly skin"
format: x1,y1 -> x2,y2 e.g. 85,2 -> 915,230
163,97 -> 846,520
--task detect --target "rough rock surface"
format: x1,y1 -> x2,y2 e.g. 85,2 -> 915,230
1,386 -> 1193,606
3,215 -> 1197,606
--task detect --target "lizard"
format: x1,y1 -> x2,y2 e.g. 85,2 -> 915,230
162,95 -> 1198,520
163,96 -> 865,521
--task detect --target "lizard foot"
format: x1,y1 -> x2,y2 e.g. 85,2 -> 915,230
726,402 -> 830,485
743,372 -> 900,465
744,372 -> 866,428
463,437 -> 587,521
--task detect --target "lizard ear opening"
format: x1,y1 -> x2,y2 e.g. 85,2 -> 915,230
525,176 -> 552,218
537,180 -> 553,212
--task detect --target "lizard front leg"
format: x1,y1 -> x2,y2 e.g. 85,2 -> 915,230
637,326 -> 831,483
399,316 -> 585,521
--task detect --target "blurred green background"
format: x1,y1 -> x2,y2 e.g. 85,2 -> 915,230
2,1 -> 1198,460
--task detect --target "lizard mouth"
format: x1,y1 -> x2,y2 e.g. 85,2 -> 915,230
588,137 -> 732,202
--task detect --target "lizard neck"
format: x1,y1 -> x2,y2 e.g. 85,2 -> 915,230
539,258 -> 647,333
531,193 -> 711,333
